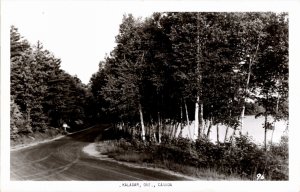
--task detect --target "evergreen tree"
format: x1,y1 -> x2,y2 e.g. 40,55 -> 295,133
10,98 -> 25,138
10,25 -> 93,137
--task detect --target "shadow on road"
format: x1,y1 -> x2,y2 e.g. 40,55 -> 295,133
65,124 -> 111,143
65,124 -> 134,144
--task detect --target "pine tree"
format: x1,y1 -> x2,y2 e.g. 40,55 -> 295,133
10,98 -> 25,138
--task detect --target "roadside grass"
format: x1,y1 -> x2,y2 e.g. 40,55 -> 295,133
11,128 -> 64,148
112,152 -> 153,163
95,134 -> 288,180
159,163 -> 244,180
96,140 -> 244,180
96,141 -> 122,155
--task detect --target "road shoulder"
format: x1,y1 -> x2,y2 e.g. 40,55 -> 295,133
11,125 -> 98,151
83,142 -> 196,181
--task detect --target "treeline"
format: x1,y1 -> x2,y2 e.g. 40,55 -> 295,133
90,12 -> 288,149
10,26 -> 95,139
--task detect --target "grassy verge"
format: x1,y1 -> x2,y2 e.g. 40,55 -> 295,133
95,133 -> 288,180
96,140 -> 245,180
11,128 -> 64,148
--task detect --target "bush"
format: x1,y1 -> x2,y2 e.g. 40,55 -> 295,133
100,128 -> 288,180
160,134 -> 171,145
10,99 -> 26,139
270,135 -> 288,160
171,137 -> 193,151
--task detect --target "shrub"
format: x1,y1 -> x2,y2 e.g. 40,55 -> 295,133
100,127 -> 288,180
270,135 -> 288,160
171,137 -> 193,151
117,138 -> 133,151
10,99 -> 26,139
160,134 -> 171,145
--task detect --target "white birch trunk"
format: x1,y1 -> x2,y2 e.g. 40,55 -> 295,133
216,123 -> 220,144
194,96 -> 199,141
158,112 -> 161,143
240,42 -> 260,134
224,126 -> 229,142
206,118 -> 212,138
184,100 -> 191,139
193,13 -> 201,140
199,102 -> 204,137
178,103 -> 183,137
240,106 -> 245,134
271,93 -> 280,146
264,114 -> 268,151
139,103 -> 146,141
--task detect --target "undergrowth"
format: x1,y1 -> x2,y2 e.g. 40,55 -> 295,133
11,127 -> 64,147
97,131 -> 288,180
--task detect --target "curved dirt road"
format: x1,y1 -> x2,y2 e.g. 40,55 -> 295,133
11,125 -> 187,181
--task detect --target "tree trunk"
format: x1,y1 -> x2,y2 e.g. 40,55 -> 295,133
174,122 -> 180,138
270,124 -> 275,147
206,118 -> 212,138
184,99 -> 191,139
169,122 -> 174,138
224,126 -> 229,142
151,123 -> 157,142
157,111 -> 161,143
264,114 -> 268,151
194,12 -> 201,141
203,119 -> 209,137
131,124 -> 134,136
202,119 -> 207,136
147,122 -> 151,142
139,103 -> 146,141
178,102 -> 183,137
224,108 -> 231,142
199,103 -> 204,138
271,94 -> 280,146
240,42 -> 260,134
194,96 -> 199,141
216,123 -> 220,144
149,116 -> 154,142
231,122 -> 237,139
240,106 -> 245,135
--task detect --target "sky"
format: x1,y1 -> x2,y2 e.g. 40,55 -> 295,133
5,1 -> 153,84
5,1 -> 298,85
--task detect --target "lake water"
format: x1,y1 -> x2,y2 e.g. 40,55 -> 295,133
180,116 -> 288,145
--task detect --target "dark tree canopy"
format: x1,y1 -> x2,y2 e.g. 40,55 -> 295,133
10,26 -> 95,138
90,12 -> 288,145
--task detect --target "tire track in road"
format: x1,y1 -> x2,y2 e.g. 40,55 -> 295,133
22,154 -> 80,180
74,161 -> 144,180
12,152 -> 54,169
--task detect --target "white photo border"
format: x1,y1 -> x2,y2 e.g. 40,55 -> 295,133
1,0 -> 300,192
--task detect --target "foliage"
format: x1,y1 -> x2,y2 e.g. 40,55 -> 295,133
88,13 -> 288,180
10,98 -> 26,138
270,135 -> 288,160
102,130 -> 288,180
90,12 -> 288,144
10,26 -> 95,138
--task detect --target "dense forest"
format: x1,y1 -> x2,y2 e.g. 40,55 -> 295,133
10,26 -> 96,140
10,12 -> 288,180
90,12 -> 288,148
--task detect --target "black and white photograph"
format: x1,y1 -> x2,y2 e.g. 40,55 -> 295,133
1,0 -> 300,192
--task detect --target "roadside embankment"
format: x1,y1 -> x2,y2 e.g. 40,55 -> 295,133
11,128 -> 65,151
83,141 -> 197,181
83,127 -> 288,180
